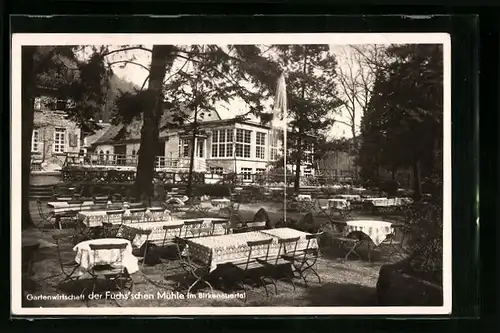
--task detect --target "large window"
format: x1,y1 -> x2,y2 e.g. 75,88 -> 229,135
270,133 -> 279,161
255,132 -> 266,159
196,139 -> 204,158
209,167 -> 224,174
31,129 -> 40,152
179,139 -> 189,158
53,128 -> 66,153
211,129 -> 233,158
235,129 -> 251,158
241,167 -> 252,180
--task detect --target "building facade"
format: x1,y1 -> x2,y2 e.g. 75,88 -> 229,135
90,111 -> 315,177
31,95 -> 82,172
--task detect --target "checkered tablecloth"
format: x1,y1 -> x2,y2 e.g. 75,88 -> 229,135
335,194 -> 361,201
181,218 -> 228,237
211,198 -> 231,208
121,220 -> 184,248
187,231 -> 280,272
327,198 -> 350,209
73,238 -> 139,274
297,194 -> 312,201
343,220 -> 393,246
78,210 -> 124,228
260,228 -> 318,252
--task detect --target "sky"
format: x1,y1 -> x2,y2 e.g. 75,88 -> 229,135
103,44 -> 373,139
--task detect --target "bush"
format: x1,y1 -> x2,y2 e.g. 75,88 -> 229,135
379,180 -> 399,197
402,202 -> 443,284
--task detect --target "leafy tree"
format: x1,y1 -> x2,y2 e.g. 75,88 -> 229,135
21,46 -> 112,229
358,44 -> 443,199
271,45 -> 343,192
113,45 -> 280,201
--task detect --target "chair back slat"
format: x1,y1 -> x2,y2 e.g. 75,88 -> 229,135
89,243 -> 128,250
246,238 -> 273,270
276,236 -> 300,265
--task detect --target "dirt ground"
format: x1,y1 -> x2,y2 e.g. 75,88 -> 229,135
22,200 -> 405,308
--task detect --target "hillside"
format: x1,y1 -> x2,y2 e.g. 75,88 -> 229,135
98,75 -> 138,122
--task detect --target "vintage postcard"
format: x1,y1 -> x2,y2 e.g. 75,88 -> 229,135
11,32 -> 451,316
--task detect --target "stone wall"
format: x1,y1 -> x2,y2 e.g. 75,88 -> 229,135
31,110 -> 81,172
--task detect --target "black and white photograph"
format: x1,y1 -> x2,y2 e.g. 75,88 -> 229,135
11,33 -> 451,316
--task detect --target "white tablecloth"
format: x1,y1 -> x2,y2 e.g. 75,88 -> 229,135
260,228 -> 318,252
47,201 -> 96,214
211,198 -> 231,208
335,194 -> 361,201
187,231 -> 280,272
297,194 -> 312,201
327,198 -> 350,209
73,238 -> 139,274
343,220 -> 393,246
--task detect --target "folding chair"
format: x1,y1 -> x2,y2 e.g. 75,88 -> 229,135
174,237 -> 213,295
52,233 -> 81,288
330,222 -> 363,262
282,233 -> 322,286
256,237 -> 300,295
210,219 -> 229,236
226,238 -> 274,302
241,221 -> 267,232
147,207 -> 166,222
55,200 -> 82,230
183,220 -> 210,238
125,208 -> 147,223
372,223 -> 407,261
36,200 -> 55,228
102,210 -> 125,238
88,243 -> 133,297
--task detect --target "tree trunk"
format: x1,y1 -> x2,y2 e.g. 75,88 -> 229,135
294,46 -> 307,193
134,45 -> 176,204
22,47 -> 37,230
186,108 -> 198,197
412,159 -> 422,201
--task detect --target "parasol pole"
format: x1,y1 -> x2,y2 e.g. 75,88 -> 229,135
273,72 -> 287,223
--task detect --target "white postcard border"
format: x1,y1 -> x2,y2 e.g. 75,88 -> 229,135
11,32 -> 452,316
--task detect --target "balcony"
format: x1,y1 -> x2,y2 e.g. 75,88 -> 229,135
63,153 -> 207,172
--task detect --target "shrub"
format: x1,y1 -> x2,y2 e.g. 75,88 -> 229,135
379,180 -> 399,197
402,202 -> 443,284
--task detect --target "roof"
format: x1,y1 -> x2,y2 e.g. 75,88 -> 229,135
83,123 -> 113,147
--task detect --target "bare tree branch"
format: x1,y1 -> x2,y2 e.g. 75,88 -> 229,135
102,46 -> 153,57
108,60 -> 150,72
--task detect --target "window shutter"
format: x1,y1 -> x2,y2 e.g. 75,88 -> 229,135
69,133 -> 78,147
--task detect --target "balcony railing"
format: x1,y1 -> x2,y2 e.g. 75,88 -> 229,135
64,153 -> 207,171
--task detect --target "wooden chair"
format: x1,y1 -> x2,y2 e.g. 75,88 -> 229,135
36,200 -> 55,228
210,219 -> 229,236
282,232 -> 322,286
329,222 -> 363,262
182,220 -> 207,238
226,238 -> 274,302
88,243 -> 133,295
256,237 -> 300,295
373,223 -> 407,261
174,237 -> 213,295
241,221 -> 267,232
125,208 -> 147,223
52,234 -> 81,287
147,207 -> 166,222
102,210 -> 125,237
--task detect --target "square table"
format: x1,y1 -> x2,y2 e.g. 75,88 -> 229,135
260,228 -> 319,252
343,220 -> 394,246
187,231 -> 280,272
121,220 -> 184,248
78,210 -> 124,228
211,198 -> 231,208
73,238 -> 139,275
47,200 -> 96,214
